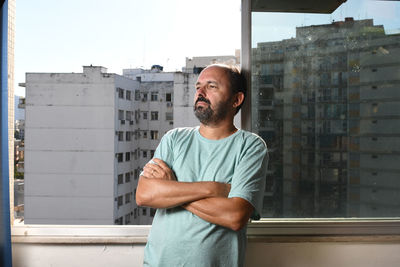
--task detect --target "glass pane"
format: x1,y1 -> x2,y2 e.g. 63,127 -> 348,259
14,0 -> 241,225
252,0 -> 400,218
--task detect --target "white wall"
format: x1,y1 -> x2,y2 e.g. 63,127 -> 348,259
12,238 -> 400,267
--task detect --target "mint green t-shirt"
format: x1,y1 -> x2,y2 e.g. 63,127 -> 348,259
143,127 -> 268,267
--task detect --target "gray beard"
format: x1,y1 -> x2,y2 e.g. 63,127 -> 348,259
193,103 -> 229,125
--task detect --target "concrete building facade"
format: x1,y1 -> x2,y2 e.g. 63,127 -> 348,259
251,18 -> 400,218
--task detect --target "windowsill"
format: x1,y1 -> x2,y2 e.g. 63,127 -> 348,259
11,219 -> 400,244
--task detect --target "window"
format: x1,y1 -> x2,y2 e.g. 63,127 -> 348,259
118,109 -> 124,120
125,214 -> 131,224
142,92 -> 148,102
116,153 -> 123,163
118,87 -> 124,99
151,111 -> 159,120
125,172 -> 131,183
134,169 -> 139,180
150,208 -> 156,217
151,92 -> 158,101
125,152 -> 130,162
142,208 -> 147,216
126,131 -> 131,141
250,0 -> 400,219
126,111 -> 132,121
126,90 -> 131,100
117,196 -> 123,208
142,150 -> 148,158
166,93 -> 172,102
142,131 -> 148,139
114,217 -> 123,225
142,111 -> 148,120
150,150 -> 155,158
150,130 -> 158,140
125,193 -> 131,204
166,112 -> 173,121
118,131 -> 124,141
135,90 -> 140,100
117,174 -> 124,185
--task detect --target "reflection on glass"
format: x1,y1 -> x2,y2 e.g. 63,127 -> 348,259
252,0 -> 400,218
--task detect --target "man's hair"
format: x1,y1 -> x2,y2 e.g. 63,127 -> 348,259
206,64 -> 247,114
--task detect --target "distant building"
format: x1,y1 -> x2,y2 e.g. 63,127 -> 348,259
251,18 -> 400,217
23,66 -> 141,224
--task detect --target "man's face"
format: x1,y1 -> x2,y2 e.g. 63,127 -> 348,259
193,66 -> 234,125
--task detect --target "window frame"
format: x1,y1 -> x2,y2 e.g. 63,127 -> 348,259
7,0 -> 400,243
240,0 -> 400,236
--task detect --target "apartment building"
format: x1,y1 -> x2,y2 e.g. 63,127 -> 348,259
23,66 -> 140,224
251,18 -> 400,217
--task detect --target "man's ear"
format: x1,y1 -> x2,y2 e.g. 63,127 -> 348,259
233,92 -> 245,109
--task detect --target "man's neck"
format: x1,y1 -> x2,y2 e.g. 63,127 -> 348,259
198,120 -> 238,140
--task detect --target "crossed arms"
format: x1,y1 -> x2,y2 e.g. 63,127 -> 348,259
135,158 -> 254,231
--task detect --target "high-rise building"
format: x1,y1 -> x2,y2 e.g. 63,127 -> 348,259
252,18 -> 400,218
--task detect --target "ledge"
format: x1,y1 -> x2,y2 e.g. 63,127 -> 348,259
11,219 -> 400,244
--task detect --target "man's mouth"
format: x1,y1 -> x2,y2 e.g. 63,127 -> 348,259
195,97 -> 210,105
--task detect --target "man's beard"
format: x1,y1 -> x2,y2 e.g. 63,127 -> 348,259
193,96 -> 230,125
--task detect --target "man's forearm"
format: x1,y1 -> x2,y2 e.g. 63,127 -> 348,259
136,176 -> 230,209
183,197 -> 254,231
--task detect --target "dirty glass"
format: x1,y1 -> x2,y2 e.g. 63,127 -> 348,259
252,0 -> 400,218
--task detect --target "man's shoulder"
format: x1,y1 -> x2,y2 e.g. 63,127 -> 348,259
236,129 -> 267,149
164,127 -> 198,141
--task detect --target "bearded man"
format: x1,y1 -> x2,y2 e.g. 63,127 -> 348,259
136,64 -> 268,267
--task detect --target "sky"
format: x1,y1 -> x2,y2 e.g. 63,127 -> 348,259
14,0 -> 400,97
14,0 -> 242,96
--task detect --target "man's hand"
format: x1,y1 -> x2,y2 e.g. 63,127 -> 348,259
142,158 -> 176,181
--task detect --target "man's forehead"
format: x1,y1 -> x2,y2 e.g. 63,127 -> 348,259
197,66 -> 229,83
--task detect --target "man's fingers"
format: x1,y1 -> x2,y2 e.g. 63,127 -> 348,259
145,162 -> 164,174
152,158 -> 170,171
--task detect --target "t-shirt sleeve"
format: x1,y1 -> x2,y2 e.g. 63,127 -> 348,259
228,135 -> 269,220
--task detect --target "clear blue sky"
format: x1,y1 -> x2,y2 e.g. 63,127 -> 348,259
14,0 -> 399,96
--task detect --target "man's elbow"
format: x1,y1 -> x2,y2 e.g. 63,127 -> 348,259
135,177 -> 151,207
227,212 -> 250,231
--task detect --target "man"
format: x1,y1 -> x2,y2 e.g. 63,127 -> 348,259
136,64 -> 268,266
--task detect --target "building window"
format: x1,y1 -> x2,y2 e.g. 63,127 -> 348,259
142,150 -> 148,158
118,131 -> 124,141
150,150 -> 155,158
118,109 -> 124,120
118,87 -> 124,99
151,111 -> 159,120
134,169 -> 139,180
166,112 -> 173,121
126,90 -> 131,100
114,217 -> 123,225
134,208 -> 138,219
125,193 -> 131,204
125,152 -> 130,162
150,208 -> 156,217
117,196 -> 123,208
126,131 -> 131,141
150,130 -> 158,140
143,131 -> 148,139
116,153 -> 123,163
126,111 -> 132,121
117,174 -> 124,185
142,208 -> 147,216
151,92 -> 158,101
142,92 -> 148,102
142,111 -> 148,120
125,214 -> 131,224
125,172 -> 131,183
135,90 -> 140,100
166,93 -> 172,102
